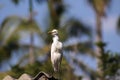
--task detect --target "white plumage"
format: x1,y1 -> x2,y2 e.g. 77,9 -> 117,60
48,29 -> 63,72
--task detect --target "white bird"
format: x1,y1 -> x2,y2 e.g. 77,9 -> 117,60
48,29 -> 63,72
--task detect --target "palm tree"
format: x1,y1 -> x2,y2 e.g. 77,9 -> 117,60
63,18 -> 95,80
0,16 -> 41,64
0,16 -> 21,64
88,0 -> 111,79
10,0 -> 47,64
1,0 -> 42,64
1,0 -> 95,79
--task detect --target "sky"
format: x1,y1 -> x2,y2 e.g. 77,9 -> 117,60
0,0 -> 120,73
1,0 -> 120,52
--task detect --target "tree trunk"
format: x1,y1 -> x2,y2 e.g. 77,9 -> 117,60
47,0 -> 59,28
29,31 -> 35,64
29,0 -> 35,64
96,14 -> 102,57
96,14 -> 104,80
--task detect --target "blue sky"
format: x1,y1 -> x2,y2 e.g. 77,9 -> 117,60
1,0 -> 120,53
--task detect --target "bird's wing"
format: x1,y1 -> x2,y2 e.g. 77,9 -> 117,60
57,42 -> 63,50
56,42 -> 63,54
51,41 -> 63,53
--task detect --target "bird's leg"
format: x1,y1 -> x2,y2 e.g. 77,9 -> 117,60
58,65 -> 62,80
58,62 -> 62,80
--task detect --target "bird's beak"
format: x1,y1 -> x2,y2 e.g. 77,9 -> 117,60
48,31 -> 52,34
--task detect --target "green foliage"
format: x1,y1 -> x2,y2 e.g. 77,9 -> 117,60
24,61 -> 42,77
0,47 -> 11,62
96,41 -> 120,78
9,61 -> 42,78
8,65 -> 24,78
0,36 -> 19,63
103,53 -> 120,76
59,28 -> 68,42
16,20 -> 41,34
8,58 -> 78,80
66,18 -> 91,37
0,15 -> 41,63
95,41 -> 106,48
0,16 -> 21,45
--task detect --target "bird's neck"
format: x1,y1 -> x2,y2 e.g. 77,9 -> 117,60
53,35 -> 59,43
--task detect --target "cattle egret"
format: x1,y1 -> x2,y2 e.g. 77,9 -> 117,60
48,29 -> 63,72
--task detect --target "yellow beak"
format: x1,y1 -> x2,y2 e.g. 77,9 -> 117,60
48,31 -> 52,34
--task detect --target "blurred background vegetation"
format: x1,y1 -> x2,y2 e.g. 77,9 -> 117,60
0,0 -> 120,80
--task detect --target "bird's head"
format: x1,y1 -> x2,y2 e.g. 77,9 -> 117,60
48,29 -> 58,36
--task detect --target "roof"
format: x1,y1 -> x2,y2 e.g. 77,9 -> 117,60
3,71 -> 58,80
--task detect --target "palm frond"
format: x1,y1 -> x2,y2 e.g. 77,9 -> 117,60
73,58 -> 98,79
15,20 -> 41,34
0,16 -> 21,45
65,18 -> 92,37
64,41 -> 95,56
1,16 -> 21,30
0,16 -> 42,45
